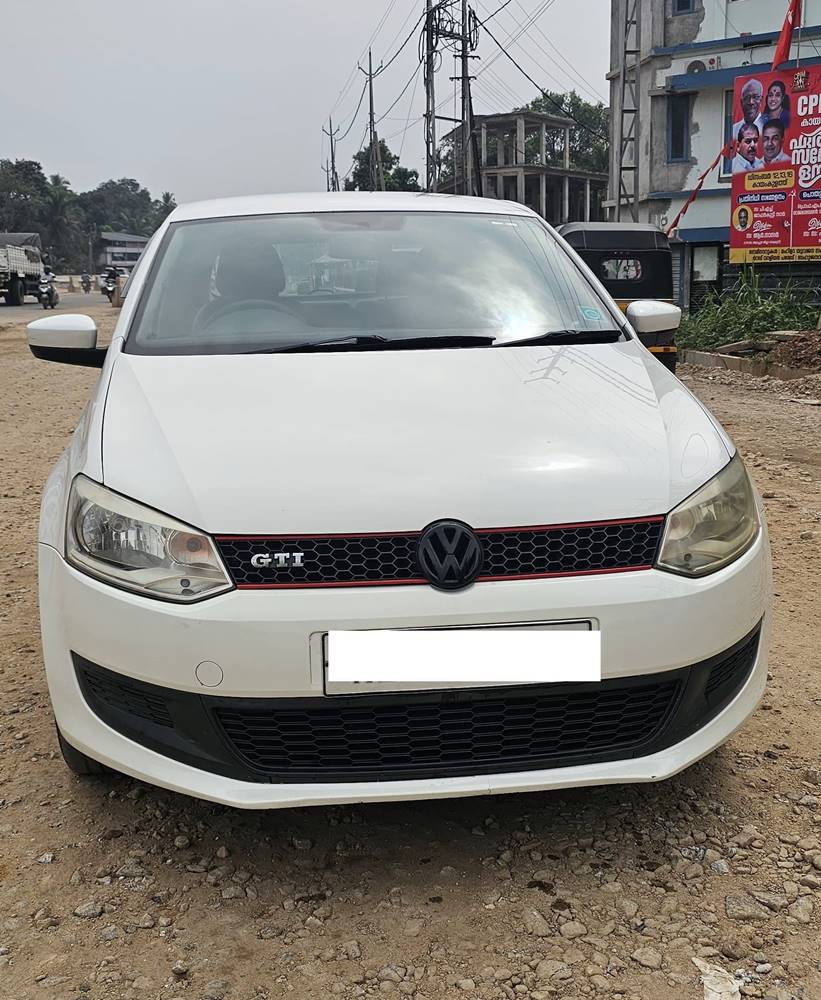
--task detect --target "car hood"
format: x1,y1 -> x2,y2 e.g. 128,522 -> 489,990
101,343 -> 732,534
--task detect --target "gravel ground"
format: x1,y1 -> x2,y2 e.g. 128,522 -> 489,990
0,326 -> 819,1000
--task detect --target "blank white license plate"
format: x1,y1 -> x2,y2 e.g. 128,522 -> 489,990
323,621 -> 599,695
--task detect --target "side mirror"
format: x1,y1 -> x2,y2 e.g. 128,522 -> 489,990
626,300 -> 682,335
26,314 -> 107,368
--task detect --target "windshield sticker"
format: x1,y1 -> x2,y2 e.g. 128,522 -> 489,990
579,306 -> 604,323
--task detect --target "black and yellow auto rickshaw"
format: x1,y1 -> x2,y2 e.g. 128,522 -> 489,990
557,223 -> 678,373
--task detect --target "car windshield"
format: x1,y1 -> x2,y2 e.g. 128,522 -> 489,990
126,211 -> 618,355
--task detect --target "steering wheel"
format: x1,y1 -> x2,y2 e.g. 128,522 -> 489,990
196,298 -> 305,333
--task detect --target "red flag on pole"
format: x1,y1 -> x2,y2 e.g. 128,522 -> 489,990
772,0 -> 802,70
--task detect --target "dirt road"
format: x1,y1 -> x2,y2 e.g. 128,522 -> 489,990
0,315 -> 819,1000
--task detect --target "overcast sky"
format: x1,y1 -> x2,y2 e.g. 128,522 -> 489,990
5,0 -> 610,205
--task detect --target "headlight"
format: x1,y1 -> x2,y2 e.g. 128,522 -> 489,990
656,454 -> 759,577
66,476 -> 232,602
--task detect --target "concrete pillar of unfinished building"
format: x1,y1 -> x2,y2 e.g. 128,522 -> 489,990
517,168 -> 525,205
539,173 -> 547,219
516,116 -> 525,165
562,176 -> 570,222
585,179 -> 591,222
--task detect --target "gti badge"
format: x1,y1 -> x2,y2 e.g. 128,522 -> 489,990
250,552 -> 305,569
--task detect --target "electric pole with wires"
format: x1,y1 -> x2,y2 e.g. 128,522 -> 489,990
424,0 -> 438,191
437,0 -> 479,196
323,117 -> 341,192
361,49 -> 387,191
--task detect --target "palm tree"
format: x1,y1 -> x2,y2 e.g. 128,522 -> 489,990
40,175 -> 80,268
153,190 -> 177,228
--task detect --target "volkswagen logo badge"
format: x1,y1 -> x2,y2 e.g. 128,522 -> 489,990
416,519 -> 484,591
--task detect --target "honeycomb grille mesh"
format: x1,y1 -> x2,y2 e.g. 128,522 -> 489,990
215,518 -> 663,588
78,664 -> 174,728
214,679 -> 680,779
705,631 -> 759,701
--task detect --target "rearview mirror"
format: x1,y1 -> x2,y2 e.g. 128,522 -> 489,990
626,300 -> 682,335
26,314 -> 107,368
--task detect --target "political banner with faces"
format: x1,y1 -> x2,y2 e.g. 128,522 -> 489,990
730,66 -> 821,263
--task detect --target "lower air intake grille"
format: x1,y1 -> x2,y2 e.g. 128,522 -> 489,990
78,663 -> 174,728
213,678 -> 681,779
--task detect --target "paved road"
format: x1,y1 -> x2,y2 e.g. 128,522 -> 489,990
0,289 -> 110,324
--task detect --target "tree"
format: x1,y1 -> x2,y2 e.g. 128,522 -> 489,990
153,191 -> 177,228
40,175 -> 83,269
0,159 -> 49,231
0,161 -> 175,270
77,178 -> 157,238
344,140 -> 421,192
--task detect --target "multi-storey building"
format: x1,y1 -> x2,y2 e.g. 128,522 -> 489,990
608,0 -> 821,306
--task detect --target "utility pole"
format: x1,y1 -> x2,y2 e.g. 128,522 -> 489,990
360,50 -> 386,191
442,1 -> 477,196
323,116 -> 340,191
461,0 -> 472,197
424,0 -> 438,191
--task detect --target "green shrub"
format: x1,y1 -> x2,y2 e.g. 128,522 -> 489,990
678,268 -> 818,352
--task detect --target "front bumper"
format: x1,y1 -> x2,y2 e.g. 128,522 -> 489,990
39,532 -> 771,809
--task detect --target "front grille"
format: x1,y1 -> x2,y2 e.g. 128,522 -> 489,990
213,678 -> 680,779
215,517 -> 664,588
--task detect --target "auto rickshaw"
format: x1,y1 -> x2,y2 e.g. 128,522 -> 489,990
557,223 -> 678,373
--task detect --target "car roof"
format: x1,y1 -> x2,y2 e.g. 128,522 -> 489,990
169,191 -> 539,223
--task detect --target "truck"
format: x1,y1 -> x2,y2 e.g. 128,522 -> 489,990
0,232 -> 44,305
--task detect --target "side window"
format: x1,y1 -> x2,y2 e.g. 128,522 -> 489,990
668,94 -> 691,162
672,0 -> 695,13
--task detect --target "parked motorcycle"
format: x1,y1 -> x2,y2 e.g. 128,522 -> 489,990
38,277 -> 60,310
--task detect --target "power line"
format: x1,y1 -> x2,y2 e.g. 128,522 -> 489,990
336,78 -> 369,142
375,6 -> 434,77
399,59 -> 424,157
481,19 -> 608,141
329,0 -> 403,117
475,0 -> 592,103
509,0 -> 608,103
477,0 -> 516,25
476,0 -> 557,79
377,60 -> 425,123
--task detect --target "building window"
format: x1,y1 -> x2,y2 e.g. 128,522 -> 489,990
673,0 -> 695,13
668,94 -> 691,162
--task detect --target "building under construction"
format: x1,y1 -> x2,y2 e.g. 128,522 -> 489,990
437,110 -> 607,224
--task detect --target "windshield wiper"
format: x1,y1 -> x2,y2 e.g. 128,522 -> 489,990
245,334 -> 495,354
493,329 -> 623,347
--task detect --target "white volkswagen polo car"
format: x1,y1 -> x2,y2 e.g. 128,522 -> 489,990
28,193 -> 771,810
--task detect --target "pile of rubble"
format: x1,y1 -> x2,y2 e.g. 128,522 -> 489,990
678,362 -> 821,402
768,331 -> 821,371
